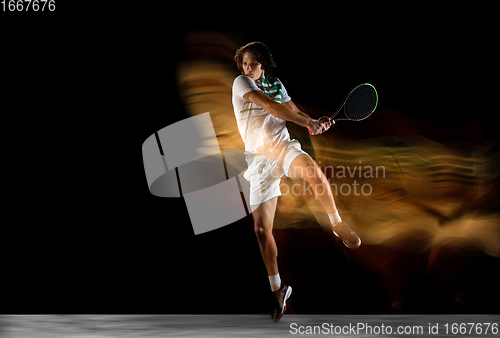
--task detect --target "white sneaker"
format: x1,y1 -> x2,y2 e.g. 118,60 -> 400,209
332,221 -> 361,249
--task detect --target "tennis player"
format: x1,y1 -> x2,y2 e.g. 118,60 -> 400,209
232,42 -> 361,322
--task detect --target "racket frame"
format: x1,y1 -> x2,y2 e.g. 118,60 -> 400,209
330,83 -> 378,121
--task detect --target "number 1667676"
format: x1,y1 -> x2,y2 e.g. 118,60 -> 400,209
2,0 -> 56,11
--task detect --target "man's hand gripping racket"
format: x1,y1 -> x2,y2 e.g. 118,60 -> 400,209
309,83 -> 378,135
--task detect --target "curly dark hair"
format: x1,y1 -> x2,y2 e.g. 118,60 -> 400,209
234,41 -> 276,76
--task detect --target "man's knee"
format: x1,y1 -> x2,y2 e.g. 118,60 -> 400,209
254,223 -> 271,241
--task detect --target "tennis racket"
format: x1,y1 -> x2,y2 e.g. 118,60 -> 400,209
309,83 -> 378,135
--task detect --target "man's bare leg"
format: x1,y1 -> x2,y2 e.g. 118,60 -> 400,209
251,197 -> 292,321
288,154 -> 337,213
251,197 -> 279,278
288,154 -> 361,248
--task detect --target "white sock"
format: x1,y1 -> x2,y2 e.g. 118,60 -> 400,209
268,273 -> 281,292
328,211 -> 342,226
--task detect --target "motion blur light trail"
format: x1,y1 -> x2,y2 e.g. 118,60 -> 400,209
176,32 -> 499,258
176,32 -> 499,311
176,32 -> 243,151
296,126 -> 500,257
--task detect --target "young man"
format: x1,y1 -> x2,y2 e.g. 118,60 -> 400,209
232,42 -> 361,322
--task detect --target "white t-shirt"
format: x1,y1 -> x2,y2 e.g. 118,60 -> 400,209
232,75 -> 292,155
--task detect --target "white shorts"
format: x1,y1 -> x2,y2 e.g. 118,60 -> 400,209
244,139 -> 308,206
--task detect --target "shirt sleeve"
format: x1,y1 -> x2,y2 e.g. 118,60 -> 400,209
233,75 -> 261,98
279,79 -> 292,103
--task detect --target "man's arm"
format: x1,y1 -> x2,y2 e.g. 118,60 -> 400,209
282,99 -> 300,113
243,90 -> 332,135
243,90 -> 311,127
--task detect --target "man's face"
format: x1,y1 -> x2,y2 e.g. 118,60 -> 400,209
242,52 -> 264,81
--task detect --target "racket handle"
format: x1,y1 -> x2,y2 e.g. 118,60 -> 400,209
309,130 -> 313,135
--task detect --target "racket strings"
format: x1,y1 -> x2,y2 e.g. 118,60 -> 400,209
344,85 -> 377,121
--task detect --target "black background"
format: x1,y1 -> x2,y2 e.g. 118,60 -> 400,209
1,3 -> 499,315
